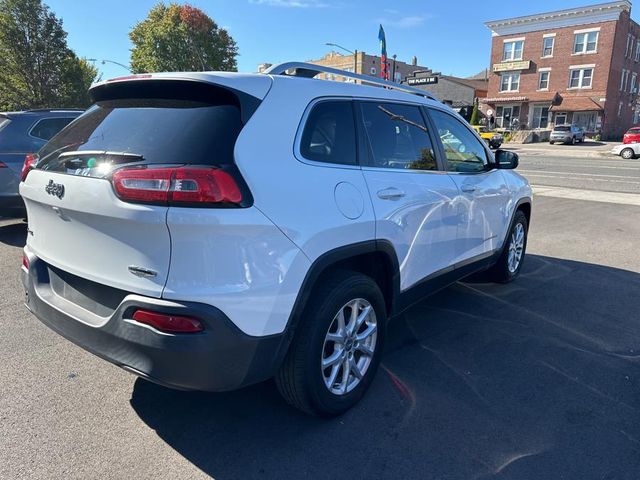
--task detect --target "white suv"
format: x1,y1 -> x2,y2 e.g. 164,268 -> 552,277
20,63 -> 532,416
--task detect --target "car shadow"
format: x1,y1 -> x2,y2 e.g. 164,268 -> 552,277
0,220 -> 27,248
130,255 -> 640,480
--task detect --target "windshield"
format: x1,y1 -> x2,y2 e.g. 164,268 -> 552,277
37,98 -> 243,177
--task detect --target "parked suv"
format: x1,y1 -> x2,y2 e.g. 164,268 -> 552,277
549,124 -> 585,144
20,65 -> 532,416
0,109 -> 82,217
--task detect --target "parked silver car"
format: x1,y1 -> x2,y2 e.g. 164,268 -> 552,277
549,124 -> 585,145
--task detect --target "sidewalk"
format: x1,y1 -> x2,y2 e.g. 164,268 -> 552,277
503,140 -> 618,158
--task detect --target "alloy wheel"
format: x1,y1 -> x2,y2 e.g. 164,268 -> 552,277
507,223 -> 525,274
321,298 -> 377,395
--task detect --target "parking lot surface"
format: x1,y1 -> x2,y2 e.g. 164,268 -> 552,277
1,153 -> 639,479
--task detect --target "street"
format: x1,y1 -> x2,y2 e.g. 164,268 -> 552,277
1,151 -> 640,479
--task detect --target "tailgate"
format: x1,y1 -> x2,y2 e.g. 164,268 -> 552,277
20,169 -> 170,297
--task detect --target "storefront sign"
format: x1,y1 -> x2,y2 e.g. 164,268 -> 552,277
492,61 -> 531,72
407,76 -> 438,86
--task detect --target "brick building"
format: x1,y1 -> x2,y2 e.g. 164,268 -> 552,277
258,51 -> 430,84
483,0 -> 640,139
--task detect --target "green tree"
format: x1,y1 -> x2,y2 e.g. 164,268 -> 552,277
469,98 -> 480,125
0,0 -> 98,110
130,3 -> 238,73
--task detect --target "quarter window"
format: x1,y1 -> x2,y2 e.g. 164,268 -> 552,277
573,31 -> 598,54
359,102 -> 437,171
500,72 -> 520,92
542,37 -> 554,57
503,40 -> 524,61
569,68 -> 593,88
429,109 -> 488,173
29,117 -> 75,141
538,71 -> 550,90
299,101 -> 357,165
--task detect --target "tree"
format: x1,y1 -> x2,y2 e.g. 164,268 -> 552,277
0,0 -> 98,110
469,98 -> 481,125
130,3 -> 238,74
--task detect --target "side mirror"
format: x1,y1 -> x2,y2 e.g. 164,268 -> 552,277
494,149 -> 519,169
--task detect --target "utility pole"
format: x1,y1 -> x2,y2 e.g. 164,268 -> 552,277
392,54 -> 397,82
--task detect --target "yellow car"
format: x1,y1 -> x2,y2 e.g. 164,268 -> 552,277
472,125 -> 503,149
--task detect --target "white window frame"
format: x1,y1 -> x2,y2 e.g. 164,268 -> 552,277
502,39 -> 524,61
619,101 -> 624,117
635,40 -> 640,62
542,36 -> 555,58
499,72 -> 520,92
568,67 -> 593,89
632,72 -> 638,94
573,29 -> 599,55
538,70 -> 550,90
554,112 -> 567,126
621,69 -> 627,90
626,34 -> 632,58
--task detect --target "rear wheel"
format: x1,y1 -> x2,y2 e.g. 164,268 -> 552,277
571,136 -> 576,145
621,148 -> 635,159
275,271 -> 386,416
549,141 -> 554,145
489,210 -> 528,283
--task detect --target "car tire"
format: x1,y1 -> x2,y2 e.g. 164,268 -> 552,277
489,210 -> 528,284
571,136 -> 576,145
621,148 -> 635,159
275,271 -> 386,416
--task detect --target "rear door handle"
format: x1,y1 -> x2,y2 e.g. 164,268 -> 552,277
461,185 -> 476,193
377,187 -> 406,200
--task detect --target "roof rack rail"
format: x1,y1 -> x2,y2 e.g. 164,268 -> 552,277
25,108 -> 85,113
264,62 -> 439,101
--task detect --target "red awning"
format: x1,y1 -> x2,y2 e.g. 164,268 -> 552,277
550,97 -> 604,112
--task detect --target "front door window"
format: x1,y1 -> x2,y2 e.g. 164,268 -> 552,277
496,105 -> 521,129
554,112 -> 567,125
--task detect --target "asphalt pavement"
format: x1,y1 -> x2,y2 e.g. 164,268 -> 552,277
1,152 -> 639,479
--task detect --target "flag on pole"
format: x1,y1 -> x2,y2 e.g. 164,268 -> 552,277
378,24 -> 389,80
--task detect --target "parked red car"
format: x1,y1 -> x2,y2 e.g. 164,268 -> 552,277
623,127 -> 640,144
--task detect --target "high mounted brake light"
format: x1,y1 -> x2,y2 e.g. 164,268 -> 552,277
111,167 -> 243,206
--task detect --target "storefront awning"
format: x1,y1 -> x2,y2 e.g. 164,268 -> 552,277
549,97 -> 604,112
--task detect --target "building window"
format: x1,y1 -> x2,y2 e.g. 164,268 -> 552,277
636,40 -> 640,62
542,37 -> 554,57
500,72 -> 520,92
573,31 -> 598,54
394,71 -> 402,82
538,71 -> 550,90
569,68 -> 593,88
632,73 -> 638,94
503,40 -> 524,61
531,105 -> 550,129
496,105 -> 520,128
619,101 -> 624,117
554,113 -> 567,125
370,67 -> 376,75
626,34 -> 632,57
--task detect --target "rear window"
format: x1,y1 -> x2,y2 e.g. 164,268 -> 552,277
627,128 -> 640,134
29,117 -> 75,141
37,88 -> 244,176
553,126 -> 571,132
0,117 -> 10,133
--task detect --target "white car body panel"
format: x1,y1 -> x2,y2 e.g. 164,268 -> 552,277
20,170 -> 171,298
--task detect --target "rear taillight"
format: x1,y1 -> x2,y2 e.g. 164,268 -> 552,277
131,309 -> 204,333
0,161 -> 7,168
22,255 -> 29,271
20,154 -> 36,182
112,167 -> 243,206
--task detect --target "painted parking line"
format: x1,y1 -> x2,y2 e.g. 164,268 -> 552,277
519,169 -> 639,180
533,185 -> 640,206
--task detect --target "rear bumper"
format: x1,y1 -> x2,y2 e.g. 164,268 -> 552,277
21,253 -> 288,392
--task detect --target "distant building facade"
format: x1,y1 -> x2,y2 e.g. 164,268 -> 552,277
403,71 -> 489,120
484,0 -> 640,139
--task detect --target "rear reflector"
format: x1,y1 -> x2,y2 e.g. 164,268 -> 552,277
20,154 -> 36,182
22,255 -> 29,271
112,167 -> 243,206
131,309 -> 204,333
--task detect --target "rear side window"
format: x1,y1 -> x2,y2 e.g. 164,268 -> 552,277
300,101 -> 356,165
29,117 -> 75,141
0,117 -> 10,133
628,128 -> 640,134
360,102 -> 437,171
37,84 -> 246,175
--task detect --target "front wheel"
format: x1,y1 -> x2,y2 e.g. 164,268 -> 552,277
621,148 -> 635,159
549,141 -> 555,145
489,210 -> 528,283
275,271 -> 386,416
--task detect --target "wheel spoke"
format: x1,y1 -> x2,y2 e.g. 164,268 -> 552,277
336,309 -> 346,335
347,299 -> 359,335
349,357 -> 363,379
356,323 -> 377,342
322,348 -> 343,369
355,305 -> 372,330
325,333 -> 344,344
340,359 -> 350,394
326,364 -> 340,388
356,343 -> 374,356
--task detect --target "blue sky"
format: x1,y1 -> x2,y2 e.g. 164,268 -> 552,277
46,0 -> 640,80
